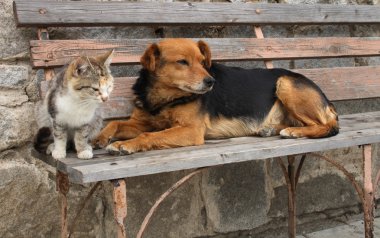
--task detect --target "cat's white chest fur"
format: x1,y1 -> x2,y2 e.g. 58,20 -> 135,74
55,94 -> 99,128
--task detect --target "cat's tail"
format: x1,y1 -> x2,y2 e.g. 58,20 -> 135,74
34,127 -> 53,154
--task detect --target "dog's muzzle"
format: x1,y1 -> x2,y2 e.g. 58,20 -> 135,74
203,77 -> 215,89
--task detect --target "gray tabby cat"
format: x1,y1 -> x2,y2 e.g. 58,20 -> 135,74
34,50 -> 114,160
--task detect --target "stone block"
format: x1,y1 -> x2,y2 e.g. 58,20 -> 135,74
0,65 -> 28,89
0,103 -> 36,151
99,171 -> 208,238
201,160 -> 271,233
0,150 -> 58,238
301,219 -> 380,238
0,90 -> 29,107
0,0 -> 35,58
0,150 -> 108,238
268,174 -> 359,218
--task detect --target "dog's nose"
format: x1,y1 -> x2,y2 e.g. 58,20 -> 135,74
204,77 -> 215,88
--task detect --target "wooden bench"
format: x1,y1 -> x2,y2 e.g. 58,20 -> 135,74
13,1 -> 380,237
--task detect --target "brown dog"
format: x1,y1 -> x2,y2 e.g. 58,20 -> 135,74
93,39 -> 339,155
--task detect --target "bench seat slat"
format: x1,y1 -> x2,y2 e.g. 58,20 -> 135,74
35,111 -> 380,184
14,1 -> 380,27
30,38 -> 380,68
39,66 -> 380,120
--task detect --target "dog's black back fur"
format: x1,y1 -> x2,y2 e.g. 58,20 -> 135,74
202,63 -> 330,121
133,63 -> 332,122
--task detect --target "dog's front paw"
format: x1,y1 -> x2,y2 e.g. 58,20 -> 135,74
280,128 -> 302,139
106,141 -> 137,155
52,149 -> 66,159
92,134 -> 111,149
258,127 -> 277,137
77,149 -> 93,159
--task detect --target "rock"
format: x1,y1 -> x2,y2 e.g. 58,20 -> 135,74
0,103 -> 36,151
99,171 -> 209,238
268,174 -> 359,218
201,160 -> 271,233
0,0 -> 35,59
0,90 -> 29,107
0,149 -> 108,238
0,150 -> 58,238
0,65 -> 28,89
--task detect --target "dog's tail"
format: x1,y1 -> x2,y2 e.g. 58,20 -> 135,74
308,120 -> 339,139
307,103 -> 339,139
279,103 -> 339,139
34,127 -> 53,154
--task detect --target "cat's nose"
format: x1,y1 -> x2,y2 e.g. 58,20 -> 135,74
101,95 -> 109,102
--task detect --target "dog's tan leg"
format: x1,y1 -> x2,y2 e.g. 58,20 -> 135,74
106,125 -> 206,155
257,100 -> 289,137
93,109 -> 153,148
276,76 -> 339,138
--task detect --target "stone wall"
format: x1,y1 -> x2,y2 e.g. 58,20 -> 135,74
1,0 -> 380,237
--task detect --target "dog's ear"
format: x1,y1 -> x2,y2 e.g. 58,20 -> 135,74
140,43 -> 160,71
197,40 -> 212,68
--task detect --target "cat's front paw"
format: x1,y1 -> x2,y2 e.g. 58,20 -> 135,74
77,150 -> 93,160
52,149 -> 66,159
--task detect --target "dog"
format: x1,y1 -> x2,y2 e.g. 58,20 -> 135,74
93,38 -> 339,155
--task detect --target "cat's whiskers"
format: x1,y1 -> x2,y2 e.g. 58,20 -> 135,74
77,98 -> 99,106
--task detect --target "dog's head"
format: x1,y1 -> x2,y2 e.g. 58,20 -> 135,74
140,38 -> 215,94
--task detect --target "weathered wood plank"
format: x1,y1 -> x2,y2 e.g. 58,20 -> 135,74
37,111 -> 380,183
73,128 -> 380,183
77,130 -> 380,184
30,37 -> 380,68
46,111 -> 380,173
14,1 -> 380,27
294,66 -> 380,101
39,66 -> 380,119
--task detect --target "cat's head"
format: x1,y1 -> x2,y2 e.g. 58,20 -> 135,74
66,50 -> 114,103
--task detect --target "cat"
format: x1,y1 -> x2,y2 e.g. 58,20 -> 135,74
34,50 -> 114,160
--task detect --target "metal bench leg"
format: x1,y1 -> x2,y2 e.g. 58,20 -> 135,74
277,155 -> 306,238
112,179 -> 127,238
287,156 -> 297,238
57,171 -> 70,238
363,144 -> 374,238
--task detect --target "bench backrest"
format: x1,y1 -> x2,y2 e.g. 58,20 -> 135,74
13,0 -> 380,119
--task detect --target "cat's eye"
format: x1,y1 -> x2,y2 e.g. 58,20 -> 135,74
177,59 -> 189,66
76,86 -> 89,90
76,86 -> 99,92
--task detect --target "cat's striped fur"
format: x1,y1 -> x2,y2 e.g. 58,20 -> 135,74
34,50 -> 114,159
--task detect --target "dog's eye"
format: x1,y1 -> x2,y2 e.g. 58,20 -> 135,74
176,59 -> 189,66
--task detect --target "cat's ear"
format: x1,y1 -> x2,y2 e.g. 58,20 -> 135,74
96,50 -> 114,67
